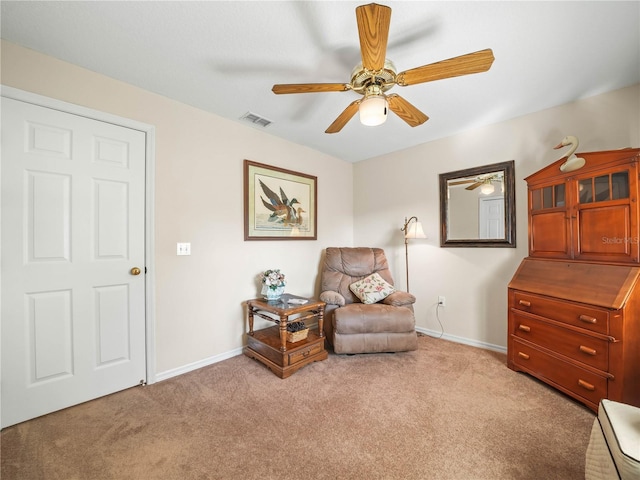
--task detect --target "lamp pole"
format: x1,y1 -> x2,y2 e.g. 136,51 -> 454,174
404,235 -> 411,293
401,216 -> 419,293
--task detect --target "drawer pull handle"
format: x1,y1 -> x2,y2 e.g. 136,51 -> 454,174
518,300 -> 531,307
578,379 -> 595,391
518,325 -> 531,333
518,352 -> 530,360
579,345 -> 597,356
579,314 -> 597,324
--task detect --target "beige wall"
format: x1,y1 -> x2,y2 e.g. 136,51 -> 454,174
354,83 -> 640,349
1,41 -> 354,376
3,40 -> 639,372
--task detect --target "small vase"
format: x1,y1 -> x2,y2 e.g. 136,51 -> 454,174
262,285 -> 284,301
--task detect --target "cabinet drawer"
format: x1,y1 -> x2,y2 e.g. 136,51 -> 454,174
513,292 -> 609,335
511,338 -> 607,407
511,313 -> 609,371
288,341 -> 323,366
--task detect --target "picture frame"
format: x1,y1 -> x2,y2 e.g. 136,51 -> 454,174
244,160 -> 317,240
439,160 -> 516,248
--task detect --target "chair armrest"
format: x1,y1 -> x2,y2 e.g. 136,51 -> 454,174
382,291 -> 416,307
320,290 -> 346,307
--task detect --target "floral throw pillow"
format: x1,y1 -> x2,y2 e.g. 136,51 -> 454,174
349,273 -> 396,304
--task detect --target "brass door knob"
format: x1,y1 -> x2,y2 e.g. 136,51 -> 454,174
130,267 -> 142,276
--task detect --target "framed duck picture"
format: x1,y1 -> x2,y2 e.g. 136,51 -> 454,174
244,160 -> 317,240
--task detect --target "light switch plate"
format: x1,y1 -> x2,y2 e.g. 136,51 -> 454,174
177,242 -> 191,255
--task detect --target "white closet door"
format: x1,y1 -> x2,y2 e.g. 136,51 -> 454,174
1,97 -> 147,428
479,196 -> 505,239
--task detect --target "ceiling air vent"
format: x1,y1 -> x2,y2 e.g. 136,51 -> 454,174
240,112 -> 272,128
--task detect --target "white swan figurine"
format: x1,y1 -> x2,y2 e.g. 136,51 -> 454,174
554,135 -> 586,172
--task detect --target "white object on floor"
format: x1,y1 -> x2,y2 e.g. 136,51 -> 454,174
585,399 -> 640,480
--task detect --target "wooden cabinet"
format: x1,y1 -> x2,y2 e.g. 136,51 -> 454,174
527,149 -> 640,263
508,259 -> 640,412
509,148 -> 640,412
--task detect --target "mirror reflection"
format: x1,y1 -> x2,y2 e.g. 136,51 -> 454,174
439,160 -> 516,247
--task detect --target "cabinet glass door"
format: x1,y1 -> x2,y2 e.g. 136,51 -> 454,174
532,183 -> 565,210
578,172 -> 629,204
575,169 -> 636,262
529,182 -> 570,258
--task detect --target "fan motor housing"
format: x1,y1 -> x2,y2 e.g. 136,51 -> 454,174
350,59 -> 397,93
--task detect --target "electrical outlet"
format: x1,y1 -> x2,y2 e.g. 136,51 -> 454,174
438,296 -> 446,307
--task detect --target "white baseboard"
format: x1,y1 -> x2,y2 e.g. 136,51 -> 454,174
154,346 -> 244,383
155,328 -> 506,383
415,326 -> 507,354
154,322 -> 319,383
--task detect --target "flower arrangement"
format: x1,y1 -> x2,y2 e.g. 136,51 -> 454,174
259,269 -> 286,290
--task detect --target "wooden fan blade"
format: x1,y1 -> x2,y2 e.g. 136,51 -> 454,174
396,49 -> 495,86
272,83 -> 350,94
325,100 -> 361,134
356,3 -> 391,71
387,94 -> 429,127
448,179 -> 476,185
466,182 -> 483,190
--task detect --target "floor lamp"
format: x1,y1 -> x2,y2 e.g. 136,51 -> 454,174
400,216 -> 426,293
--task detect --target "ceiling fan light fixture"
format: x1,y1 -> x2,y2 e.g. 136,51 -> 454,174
359,95 -> 388,126
480,182 -> 495,195
271,3 -> 495,134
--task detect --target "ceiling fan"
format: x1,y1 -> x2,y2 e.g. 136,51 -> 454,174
449,172 -> 504,191
272,3 -> 495,134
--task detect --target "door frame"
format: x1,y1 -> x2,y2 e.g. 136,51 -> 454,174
1,85 -> 157,385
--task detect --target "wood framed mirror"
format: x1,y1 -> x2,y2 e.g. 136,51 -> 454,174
439,160 -> 516,247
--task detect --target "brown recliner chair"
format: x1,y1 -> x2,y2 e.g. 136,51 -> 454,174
319,247 -> 418,354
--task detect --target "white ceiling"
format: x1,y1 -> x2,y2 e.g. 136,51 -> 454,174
2,1 -> 639,162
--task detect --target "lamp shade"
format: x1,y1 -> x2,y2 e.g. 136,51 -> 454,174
359,95 -> 388,126
405,221 -> 426,239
